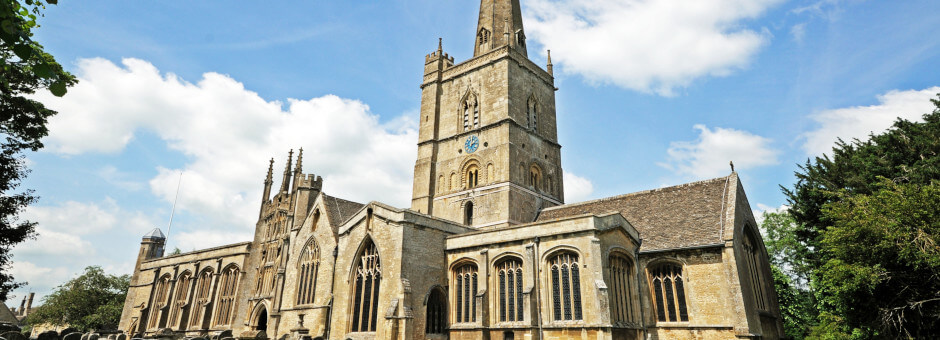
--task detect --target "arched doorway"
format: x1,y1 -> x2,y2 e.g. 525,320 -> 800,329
254,305 -> 268,331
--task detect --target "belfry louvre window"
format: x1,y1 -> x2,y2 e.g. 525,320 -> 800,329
454,263 -> 478,323
463,96 -> 480,131
189,269 -> 214,328
214,265 -> 239,326
466,164 -> 480,189
426,288 -> 447,334
743,228 -> 767,311
351,240 -> 381,332
527,97 -> 538,132
496,258 -> 524,322
550,252 -> 583,321
609,253 -> 635,324
296,239 -> 320,305
649,263 -> 689,322
148,274 -> 172,330
167,272 -> 192,329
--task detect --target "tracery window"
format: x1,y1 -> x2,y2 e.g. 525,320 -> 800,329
425,288 -> 447,334
463,95 -> 480,131
189,269 -> 214,328
743,228 -> 767,310
496,257 -> 524,322
351,239 -> 381,332
454,263 -> 478,323
296,239 -> 320,305
609,253 -> 636,324
214,265 -> 239,326
479,28 -> 490,48
148,274 -> 172,330
527,97 -> 538,132
167,272 -> 192,329
549,252 -> 582,321
649,263 -> 689,322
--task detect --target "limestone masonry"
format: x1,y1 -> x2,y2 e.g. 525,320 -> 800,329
120,1 -> 784,339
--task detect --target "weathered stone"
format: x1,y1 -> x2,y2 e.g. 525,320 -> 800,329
1,331 -> 25,340
235,331 -> 264,340
115,334 -> 126,340
36,330 -> 60,340
62,332 -> 82,340
57,329 -> 78,338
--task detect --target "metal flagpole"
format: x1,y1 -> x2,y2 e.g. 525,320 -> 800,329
165,171 -> 183,250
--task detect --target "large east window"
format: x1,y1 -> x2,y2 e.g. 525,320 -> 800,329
296,238 -> 320,305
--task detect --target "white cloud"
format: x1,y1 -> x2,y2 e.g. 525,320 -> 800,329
525,0 -> 782,95
790,23 -> 807,43
9,261 -> 72,301
35,58 -> 418,229
563,171 -> 594,203
22,200 -> 120,235
754,203 -> 788,225
15,228 -> 95,257
661,124 -> 779,179
171,230 -> 255,253
802,87 -> 940,155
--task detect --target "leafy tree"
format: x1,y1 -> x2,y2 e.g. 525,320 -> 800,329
0,0 -> 76,300
811,180 -> 940,338
25,266 -> 129,331
781,95 -> 940,339
761,211 -> 815,339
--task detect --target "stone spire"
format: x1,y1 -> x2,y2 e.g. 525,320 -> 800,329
261,158 -> 274,206
292,148 -> 305,191
280,149 -> 293,193
473,0 -> 527,57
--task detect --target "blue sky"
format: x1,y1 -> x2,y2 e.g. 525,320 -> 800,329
8,0 -> 940,303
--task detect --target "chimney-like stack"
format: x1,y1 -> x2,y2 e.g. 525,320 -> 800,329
18,296 -> 26,316
25,292 -> 34,315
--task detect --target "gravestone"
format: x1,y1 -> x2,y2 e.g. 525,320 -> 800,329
37,330 -> 60,340
1,331 -> 26,340
63,332 -> 82,340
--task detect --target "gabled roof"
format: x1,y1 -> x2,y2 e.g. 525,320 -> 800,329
143,228 -> 165,239
537,174 -> 734,252
0,303 -> 18,325
321,194 -> 365,227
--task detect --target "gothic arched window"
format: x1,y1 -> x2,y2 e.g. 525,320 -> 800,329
454,263 -> 478,323
438,175 -> 445,194
148,274 -> 172,330
649,263 -> 689,322
463,95 -> 480,131
549,252 -> 582,321
529,165 -> 542,190
189,268 -> 214,329
214,265 -> 239,326
609,253 -> 636,324
297,238 -> 320,305
167,271 -> 192,329
496,257 -> 524,322
351,239 -> 381,332
743,227 -> 768,311
425,288 -> 447,334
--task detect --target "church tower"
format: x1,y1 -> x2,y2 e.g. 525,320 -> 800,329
411,0 -> 562,229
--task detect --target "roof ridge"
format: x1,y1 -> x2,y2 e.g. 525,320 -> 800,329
543,174 -> 732,213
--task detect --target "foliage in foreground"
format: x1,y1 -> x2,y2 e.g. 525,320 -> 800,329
25,266 -> 129,331
0,0 -> 76,300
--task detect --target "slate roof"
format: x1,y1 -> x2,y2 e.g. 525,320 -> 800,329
143,228 -> 166,239
322,194 -> 365,227
537,175 -> 734,252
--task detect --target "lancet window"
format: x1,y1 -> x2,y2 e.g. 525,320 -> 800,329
189,269 -> 214,328
147,274 -> 172,330
296,239 -> 320,305
454,263 -> 478,323
496,257 -> 524,322
550,252 -> 582,321
609,253 -> 636,324
649,263 -> 689,322
466,164 -> 480,189
167,272 -> 192,329
351,240 -> 381,333
213,265 -> 239,326
529,165 -> 542,190
527,97 -> 538,132
464,202 -> 474,226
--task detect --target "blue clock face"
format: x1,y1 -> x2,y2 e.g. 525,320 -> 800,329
465,135 -> 479,153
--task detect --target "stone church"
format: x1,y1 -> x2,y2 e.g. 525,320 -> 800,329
119,1 -> 784,339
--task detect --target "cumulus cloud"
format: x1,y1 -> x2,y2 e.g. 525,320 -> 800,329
802,87 -> 940,156
172,230 -> 255,252
661,124 -> 779,179
525,0 -> 782,95
563,171 -> 594,203
22,200 -> 120,235
10,261 -> 71,301
35,58 -> 418,229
